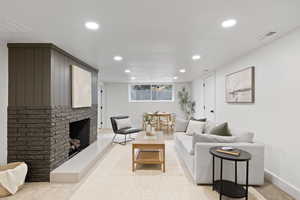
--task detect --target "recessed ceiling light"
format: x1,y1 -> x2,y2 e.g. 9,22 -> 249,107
113,56 -> 123,61
222,19 -> 237,28
131,77 -> 136,80
179,69 -> 186,73
192,54 -> 201,60
173,76 -> 178,80
125,69 -> 131,73
85,22 -> 99,30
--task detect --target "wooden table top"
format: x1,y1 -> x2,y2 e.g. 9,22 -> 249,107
133,132 -> 164,145
146,112 -> 171,117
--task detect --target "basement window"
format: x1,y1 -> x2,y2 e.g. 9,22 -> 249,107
129,84 -> 174,102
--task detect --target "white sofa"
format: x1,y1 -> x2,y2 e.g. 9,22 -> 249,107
174,120 -> 265,185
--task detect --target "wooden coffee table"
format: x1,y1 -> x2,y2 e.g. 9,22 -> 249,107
132,132 -> 165,172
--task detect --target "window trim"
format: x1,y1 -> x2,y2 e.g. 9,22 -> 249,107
128,83 -> 175,102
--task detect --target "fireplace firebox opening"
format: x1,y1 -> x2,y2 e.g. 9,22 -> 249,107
69,118 -> 90,158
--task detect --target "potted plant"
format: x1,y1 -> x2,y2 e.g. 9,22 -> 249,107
178,87 -> 196,120
144,115 -> 155,136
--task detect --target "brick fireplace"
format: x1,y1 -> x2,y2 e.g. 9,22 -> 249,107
7,43 -> 98,181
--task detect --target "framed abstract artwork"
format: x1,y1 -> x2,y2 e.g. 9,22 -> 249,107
71,65 -> 92,108
225,66 -> 255,103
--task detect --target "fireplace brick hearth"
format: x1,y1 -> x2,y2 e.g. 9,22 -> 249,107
7,43 -> 98,181
50,105 -> 97,170
8,105 -> 97,181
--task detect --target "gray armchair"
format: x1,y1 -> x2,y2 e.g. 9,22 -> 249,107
110,116 -> 142,145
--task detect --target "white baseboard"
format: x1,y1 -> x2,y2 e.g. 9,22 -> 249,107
265,169 -> 300,200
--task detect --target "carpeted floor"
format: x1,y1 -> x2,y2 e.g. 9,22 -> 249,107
69,140 -> 266,200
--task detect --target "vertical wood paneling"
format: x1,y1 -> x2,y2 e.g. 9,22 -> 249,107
64,57 -> 70,106
8,49 -> 16,106
41,48 -> 51,106
24,48 -> 34,105
8,44 -> 97,107
15,48 -> 25,106
34,48 -> 42,105
59,53 -> 64,106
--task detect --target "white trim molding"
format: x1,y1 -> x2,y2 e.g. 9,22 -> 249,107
265,169 -> 300,200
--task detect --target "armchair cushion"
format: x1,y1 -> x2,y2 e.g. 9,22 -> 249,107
117,127 -> 142,134
115,118 -> 132,130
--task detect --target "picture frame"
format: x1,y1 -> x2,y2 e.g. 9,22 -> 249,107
225,66 -> 255,103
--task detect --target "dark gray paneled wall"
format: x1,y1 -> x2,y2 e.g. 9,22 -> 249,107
8,47 -> 51,106
50,49 -> 98,106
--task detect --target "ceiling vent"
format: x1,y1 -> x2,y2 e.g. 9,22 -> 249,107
259,31 -> 277,41
265,31 -> 277,37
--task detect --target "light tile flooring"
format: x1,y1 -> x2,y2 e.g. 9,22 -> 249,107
2,131 -> 294,200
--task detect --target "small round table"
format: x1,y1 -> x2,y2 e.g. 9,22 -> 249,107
209,146 -> 251,200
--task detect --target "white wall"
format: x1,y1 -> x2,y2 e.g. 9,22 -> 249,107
192,28 -> 300,198
0,41 -> 8,164
104,82 -> 191,128
191,78 -> 205,119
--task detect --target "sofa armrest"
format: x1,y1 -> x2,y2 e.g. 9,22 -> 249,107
194,142 -> 265,185
195,142 -> 265,155
175,118 -> 189,132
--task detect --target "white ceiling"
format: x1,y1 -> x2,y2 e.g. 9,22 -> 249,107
1,0 -> 300,83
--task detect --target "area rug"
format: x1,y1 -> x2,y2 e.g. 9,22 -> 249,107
70,140 -> 266,200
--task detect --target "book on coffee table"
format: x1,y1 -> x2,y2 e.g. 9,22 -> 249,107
216,149 -> 240,156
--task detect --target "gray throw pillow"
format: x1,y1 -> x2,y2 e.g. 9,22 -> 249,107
209,122 -> 231,136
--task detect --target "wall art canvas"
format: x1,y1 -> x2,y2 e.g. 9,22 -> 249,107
72,65 -> 92,108
226,66 -> 255,103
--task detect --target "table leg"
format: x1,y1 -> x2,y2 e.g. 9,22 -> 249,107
220,158 -> 223,200
212,155 -> 215,190
132,146 -> 135,172
163,146 -> 165,172
235,160 -> 237,184
246,161 -> 249,200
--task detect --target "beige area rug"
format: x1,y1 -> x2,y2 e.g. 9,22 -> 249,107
70,141 -> 266,200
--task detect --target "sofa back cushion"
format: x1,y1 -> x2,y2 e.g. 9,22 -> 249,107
194,134 -> 237,143
230,128 -> 254,143
186,120 -> 205,136
191,134 -> 237,154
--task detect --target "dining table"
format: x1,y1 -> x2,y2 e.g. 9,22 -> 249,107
145,112 -> 171,131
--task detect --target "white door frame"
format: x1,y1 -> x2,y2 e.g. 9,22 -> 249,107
98,83 -> 105,129
203,72 -> 216,122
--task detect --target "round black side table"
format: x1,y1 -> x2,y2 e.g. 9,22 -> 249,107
209,146 -> 251,200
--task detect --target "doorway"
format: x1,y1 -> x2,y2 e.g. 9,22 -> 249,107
98,84 -> 104,129
203,74 -> 216,122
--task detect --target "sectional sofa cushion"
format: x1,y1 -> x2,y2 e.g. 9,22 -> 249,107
191,134 -> 237,155
230,128 -> 254,143
209,122 -> 231,136
185,120 -> 205,136
175,133 -> 193,155
197,134 -> 237,143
